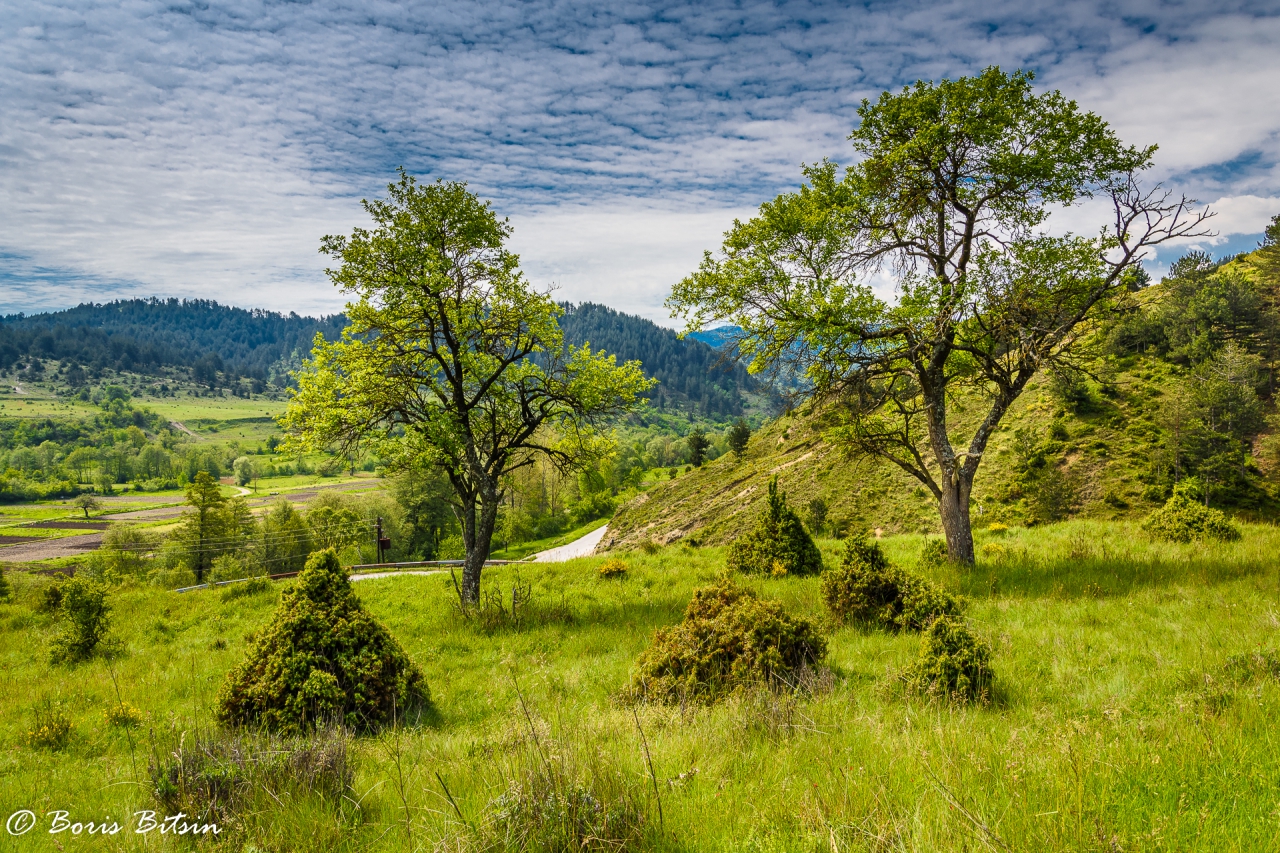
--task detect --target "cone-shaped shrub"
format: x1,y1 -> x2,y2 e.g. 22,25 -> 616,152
1143,480 -> 1240,543
821,537 -> 959,631
629,578 -> 826,704
727,477 -> 822,576
902,615 -> 994,704
216,549 -> 428,733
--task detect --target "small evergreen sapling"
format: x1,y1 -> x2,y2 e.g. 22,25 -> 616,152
727,477 -> 823,576
216,549 -> 429,733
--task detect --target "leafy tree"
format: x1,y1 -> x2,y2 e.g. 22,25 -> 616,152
307,504 -> 365,552
232,455 -> 258,489
72,493 -> 100,519
668,67 -> 1209,562
259,498 -> 312,574
686,427 -> 710,467
727,417 -> 751,457
64,447 -> 97,483
284,174 -> 653,602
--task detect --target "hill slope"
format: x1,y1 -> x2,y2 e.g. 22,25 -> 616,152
605,243 -> 1280,550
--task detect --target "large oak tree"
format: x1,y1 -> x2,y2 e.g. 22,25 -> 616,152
284,174 -> 653,602
668,68 -> 1210,562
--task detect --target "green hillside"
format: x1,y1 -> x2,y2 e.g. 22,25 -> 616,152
606,245 -> 1280,550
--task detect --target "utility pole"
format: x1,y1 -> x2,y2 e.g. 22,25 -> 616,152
375,517 -> 384,564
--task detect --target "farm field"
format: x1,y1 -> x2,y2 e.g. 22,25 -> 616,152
2,520 -> 1279,851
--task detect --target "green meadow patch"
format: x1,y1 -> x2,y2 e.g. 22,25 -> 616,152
1,520 -> 1279,851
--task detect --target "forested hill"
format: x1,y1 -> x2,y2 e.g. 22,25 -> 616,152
1,298 -> 757,416
558,302 -> 755,418
0,299 -> 345,383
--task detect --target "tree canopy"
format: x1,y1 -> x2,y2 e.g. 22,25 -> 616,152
668,67 -> 1210,562
283,173 -> 653,601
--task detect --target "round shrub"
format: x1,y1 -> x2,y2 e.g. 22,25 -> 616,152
902,615 -> 994,704
1143,481 -> 1240,543
629,578 -> 826,704
216,549 -> 429,733
821,537 -> 959,631
726,477 -> 822,576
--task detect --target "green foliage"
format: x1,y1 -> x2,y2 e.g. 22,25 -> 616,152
728,417 -> 751,456
666,66 -> 1189,563
1143,480 -> 1241,543
687,426 -> 710,467
0,565 -> 10,603
307,504 -> 364,552
629,578 -> 827,704
902,615 -> 994,704
49,576 -> 112,664
285,172 -> 654,601
726,477 -> 822,576
919,538 -> 948,568
216,549 -> 428,733
821,537 -> 960,631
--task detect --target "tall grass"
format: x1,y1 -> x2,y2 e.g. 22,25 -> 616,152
1,520 -> 1278,850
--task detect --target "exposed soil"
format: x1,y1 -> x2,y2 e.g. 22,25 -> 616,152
0,533 -> 103,562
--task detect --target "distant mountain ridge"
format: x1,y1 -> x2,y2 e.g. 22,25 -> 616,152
1,298 -> 757,416
0,299 -> 345,382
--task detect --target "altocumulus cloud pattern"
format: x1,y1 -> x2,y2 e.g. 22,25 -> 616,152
2,0 -> 1279,320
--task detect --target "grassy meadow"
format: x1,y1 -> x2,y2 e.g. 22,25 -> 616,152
2,520 -> 1279,851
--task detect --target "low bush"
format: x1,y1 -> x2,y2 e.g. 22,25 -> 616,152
821,537 -> 959,631
215,549 -> 429,733
726,477 -> 822,576
598,559 -> 628,578
901,615 -> 994,704
50,576 -> 113,664
0,565 -> 10,603
27,701 -> 73,750
628,578 -> 827,704
1143,480 -> 1240,543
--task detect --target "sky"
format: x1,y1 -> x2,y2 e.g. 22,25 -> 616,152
1,0 -> 1279,325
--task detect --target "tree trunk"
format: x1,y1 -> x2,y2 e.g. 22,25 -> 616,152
460,489 -> 500,604
939,475 -> 975,564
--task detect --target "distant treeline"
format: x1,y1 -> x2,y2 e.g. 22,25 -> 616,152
0,299 -> 346,385
558,302 -> 755,417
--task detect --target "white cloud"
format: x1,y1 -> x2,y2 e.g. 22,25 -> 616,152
1,0 -> 1278,318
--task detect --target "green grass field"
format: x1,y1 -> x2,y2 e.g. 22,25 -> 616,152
2,520 -> 1279,851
